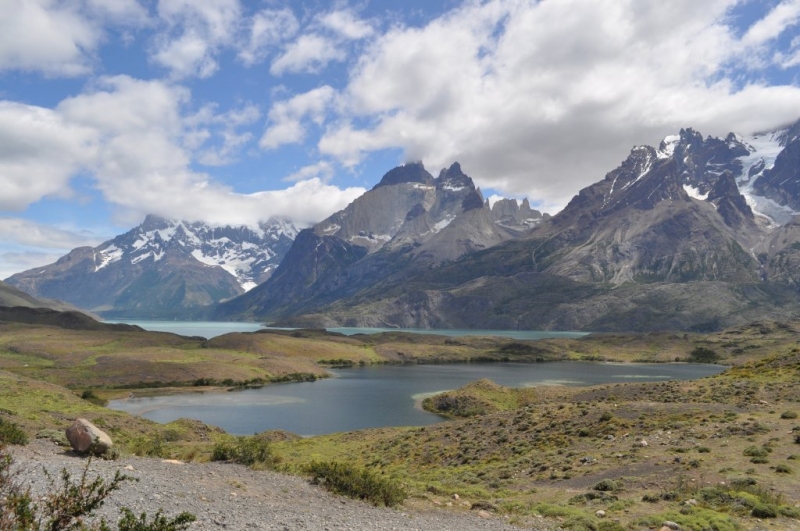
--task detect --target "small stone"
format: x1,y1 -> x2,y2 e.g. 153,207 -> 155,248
595,510 -> 606,518
124,465 -> 135,471
477,510 -> 492,519
661,521 -> 681,530
161,459 -> 184,465
639,440 -> 649,447
452,494 -> 460,500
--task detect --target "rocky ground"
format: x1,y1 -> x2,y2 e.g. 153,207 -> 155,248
9,440 -> 552,531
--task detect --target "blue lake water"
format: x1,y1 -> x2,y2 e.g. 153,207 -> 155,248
103,320 -> 589,340
108,361 -> 725,436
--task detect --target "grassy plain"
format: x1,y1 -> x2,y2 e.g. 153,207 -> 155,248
1,318 -> 799,529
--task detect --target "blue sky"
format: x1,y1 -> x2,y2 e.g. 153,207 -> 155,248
1,0 -> 800,279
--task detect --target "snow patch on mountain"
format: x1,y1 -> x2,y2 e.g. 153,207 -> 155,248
93,217 -> 297,291
736,130 -> 798,226
683,184 -> 709,201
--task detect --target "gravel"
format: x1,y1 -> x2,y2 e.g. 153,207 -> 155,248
9,440 -> 551,531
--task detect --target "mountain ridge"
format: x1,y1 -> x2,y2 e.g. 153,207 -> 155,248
258,119 -> 800,331
5,216 -> 299,318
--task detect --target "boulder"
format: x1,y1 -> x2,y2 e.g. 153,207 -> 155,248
65,418 -> 113,456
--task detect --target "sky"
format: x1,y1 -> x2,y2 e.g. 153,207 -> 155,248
1,0 -> 800,280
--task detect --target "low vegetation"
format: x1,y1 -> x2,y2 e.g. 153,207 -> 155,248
0,445 -> 195,530
305,460 -> 407,507
1,316 -> 800,529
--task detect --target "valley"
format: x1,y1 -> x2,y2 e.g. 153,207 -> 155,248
1,310 -> 799,529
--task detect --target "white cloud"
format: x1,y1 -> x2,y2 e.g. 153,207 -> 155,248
315,0 -> 800,211
270,34 -> 346,75
319,9 -> 373,40
238,8 -> 299,66
0,0 -> 99,76
0,75 -> 363,234
0,218 -> 104,249
283,161 -> 334,182
0,0 -> 150,76
0,217 -> 108,279
742,0 -> 800,46
152,0 -> 241,78
260,86 -> 335,149
0,251 -> 64,280
0,101 -> 97,210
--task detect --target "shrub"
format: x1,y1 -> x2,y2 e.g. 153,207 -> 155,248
593,479 -> 621,492
305,460 -> 406,507
116,509 -> 196,531
751,504 -> 777,518
781,411 -> 798,420
0,419 -> 28,445
80,390 -> 108,407
211,436 -> 278,468
743,446 -> 769,457
0,445 -> 194,530
688,347 -> 720,363
774,464 -> 792,474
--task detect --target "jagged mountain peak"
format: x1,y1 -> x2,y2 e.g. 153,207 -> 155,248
372,161 -> 434,190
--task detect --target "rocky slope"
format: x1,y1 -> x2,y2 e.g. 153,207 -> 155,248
214,163 -> 545,321
5,216 -> 298,319
11,440 -> 533,531
0,280 -> 80,312
263,119 -> 800,331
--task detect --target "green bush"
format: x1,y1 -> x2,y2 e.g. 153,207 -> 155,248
116,509 -> 195,531
305,460 -> 407,507
774,464 -> 792,474
0,419 -> 28,445
211,436 -> 278,468
688,347 -> 720,363
751,504 -> 777,518
593,479 -> 621,492
743,446 -> 769,457
0,445 -> 194,530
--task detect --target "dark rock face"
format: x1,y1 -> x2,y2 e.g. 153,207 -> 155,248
261,119 -> 800,332
372,162 -> 434,189
216,163 -> 544,321
753,119 -> 800,210
6,216 -> 298,318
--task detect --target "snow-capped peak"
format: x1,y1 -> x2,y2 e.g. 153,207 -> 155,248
93,216 -> 298,291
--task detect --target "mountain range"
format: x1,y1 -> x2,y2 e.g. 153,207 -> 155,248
218,119 -> 800,331
5,217 -> 298,318
6,118 -> 800,331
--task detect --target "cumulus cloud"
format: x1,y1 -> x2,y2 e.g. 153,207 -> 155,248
152,0 -> 241,78
238,8 -> 299,66
270,34 -> 346,75
319,9 -> 374,40
315,0 -> 800,211
269,8 -> 373,75
0,218 -> 107,279
283,161 -> 335,182
0,0 -> 99,76
0,0 -> 149,76
260,86 -> 335,149
0,75 -> 363,234
0,101 -> 97,210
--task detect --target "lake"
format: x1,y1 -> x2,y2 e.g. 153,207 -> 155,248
108,361 -> 725,436
102,319 -> 589,340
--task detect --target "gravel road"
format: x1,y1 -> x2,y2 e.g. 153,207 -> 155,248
9,440 -> 552,531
